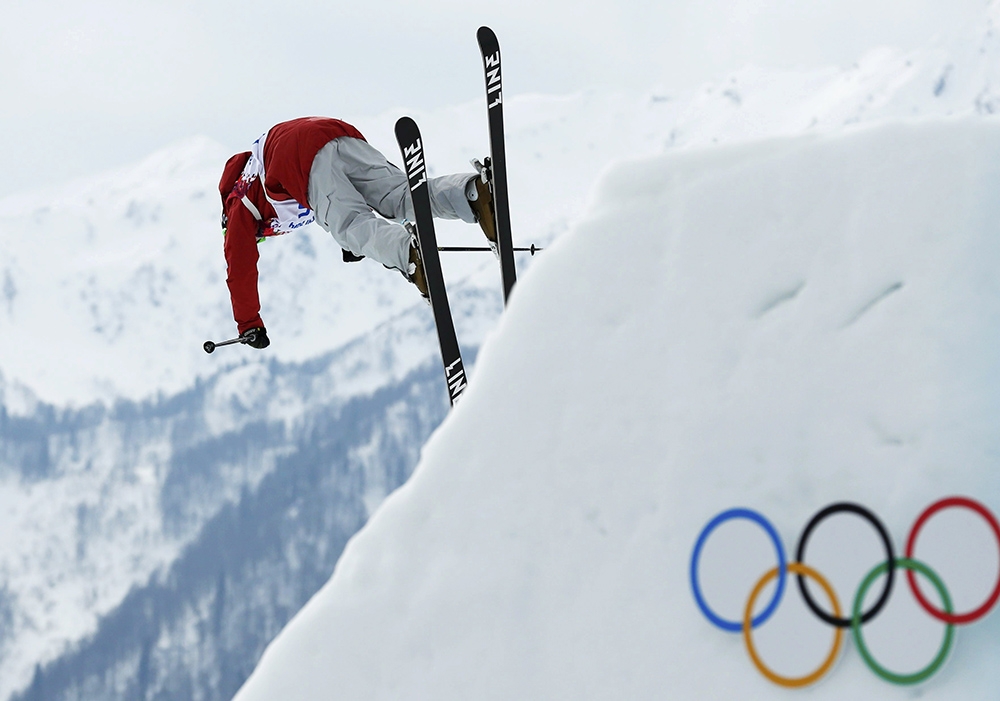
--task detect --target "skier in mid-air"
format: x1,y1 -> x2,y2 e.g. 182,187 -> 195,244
218,116 -> 496,349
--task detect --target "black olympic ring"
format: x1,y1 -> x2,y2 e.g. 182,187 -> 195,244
794,502 -> 896,628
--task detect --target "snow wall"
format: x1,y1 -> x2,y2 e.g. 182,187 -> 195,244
233,118 -> 1000,700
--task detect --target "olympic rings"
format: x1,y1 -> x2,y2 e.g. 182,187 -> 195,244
852,558 -> 954,685
689,508 -> 787,632
795,502 -> 895,628
904,496 -> 1000,625
744,563 -> 844,688
690,496 -> 1000,687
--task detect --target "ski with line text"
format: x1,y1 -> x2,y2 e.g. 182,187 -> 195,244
477,26 -> 518,304
394,116 -> 468,406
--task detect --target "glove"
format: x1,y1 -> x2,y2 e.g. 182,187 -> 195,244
240,327 -> 270,349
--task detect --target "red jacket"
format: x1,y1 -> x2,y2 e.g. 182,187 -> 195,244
219,117 -> 365,333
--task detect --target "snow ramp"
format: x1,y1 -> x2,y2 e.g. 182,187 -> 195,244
234,119 -> 1000,700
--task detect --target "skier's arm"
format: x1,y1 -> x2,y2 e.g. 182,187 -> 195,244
223,201 -> 265,334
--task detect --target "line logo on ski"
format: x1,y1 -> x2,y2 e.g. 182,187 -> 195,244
445,358 -> 467,402
402,138 -> 428,190
484,52 -> 502,109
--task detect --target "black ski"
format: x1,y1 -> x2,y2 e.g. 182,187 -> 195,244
477,26 -> 517,304
394,116 -> 468,406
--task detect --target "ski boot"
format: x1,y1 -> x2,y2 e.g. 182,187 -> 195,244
469,159 -> 497,255
403,222 -> 430,303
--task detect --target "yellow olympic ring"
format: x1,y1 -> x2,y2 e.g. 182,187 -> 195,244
743,563 -> 844,688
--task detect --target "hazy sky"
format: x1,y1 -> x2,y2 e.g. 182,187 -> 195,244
0,0 -> 991,194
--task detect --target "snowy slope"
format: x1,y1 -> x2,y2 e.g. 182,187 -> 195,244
233,119 -> 1000,700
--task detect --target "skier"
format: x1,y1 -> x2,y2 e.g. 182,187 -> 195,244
218,116 -> 496,349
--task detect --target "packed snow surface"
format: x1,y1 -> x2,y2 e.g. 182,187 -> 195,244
234,119 -> 1000,700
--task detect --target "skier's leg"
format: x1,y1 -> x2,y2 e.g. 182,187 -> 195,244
307,140 -> 411,273
333,137 -> 478,224
428,173 -> 478,224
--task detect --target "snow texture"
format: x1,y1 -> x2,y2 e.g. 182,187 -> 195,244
233,119 -> 1000,700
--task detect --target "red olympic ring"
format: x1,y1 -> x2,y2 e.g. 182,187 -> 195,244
904,496 -> 1000,625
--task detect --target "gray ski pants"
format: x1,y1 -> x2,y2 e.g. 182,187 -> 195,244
307,137 -> 477,273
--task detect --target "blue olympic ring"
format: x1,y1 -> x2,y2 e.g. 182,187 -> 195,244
689,508 -> 788,632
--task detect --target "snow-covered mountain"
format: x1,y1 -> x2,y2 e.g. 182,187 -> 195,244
0,290 -> 500,701
7,3 -> 1000,700
8,354 -> 457,701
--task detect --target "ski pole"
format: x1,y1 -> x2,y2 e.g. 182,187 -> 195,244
438,244 -> 543,255
203,336 -> 245,354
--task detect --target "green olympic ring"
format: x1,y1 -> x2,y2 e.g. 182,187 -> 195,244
852,557 -> 955,685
